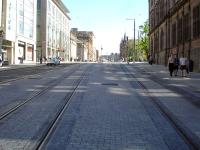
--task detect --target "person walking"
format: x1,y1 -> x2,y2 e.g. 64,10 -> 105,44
173,55 -> 179,76
148,55 -> 153,65
0,56 -> 3,67
168,54 -> 174,77
179,54 -> 187,77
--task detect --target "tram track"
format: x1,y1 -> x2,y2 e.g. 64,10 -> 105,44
0,63 -> 74,84
120,64 -> 200,150
0,64 -> 90,149
0,64 -> 81,121
35,66 -> 88,150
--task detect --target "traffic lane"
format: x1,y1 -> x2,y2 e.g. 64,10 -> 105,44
0,64 -> 74,83
44,63 -> 189,150
0,64 -> 88,149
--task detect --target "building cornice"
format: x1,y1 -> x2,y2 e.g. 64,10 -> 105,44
53,0 -> 71,20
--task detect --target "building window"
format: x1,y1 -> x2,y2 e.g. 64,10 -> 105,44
37,0 -> 41,9
159,0 -> 165,20
155,5 -> 159,25
19,20 -> 24,34
177,18 -> 183,44
183,13 -> 190,42
155,31 -> 159,52
193,4 -> 200,38
172,23 -> 177,47
160,29 -> 164,50
150,11 -> 154,30
151,38 -> 153,53
150,0 -> 154,7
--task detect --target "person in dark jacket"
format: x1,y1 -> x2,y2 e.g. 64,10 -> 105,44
173,55 -> 179,76
168,54 -> 174,77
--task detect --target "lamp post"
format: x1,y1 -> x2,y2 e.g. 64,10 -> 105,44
137,30 -> 140,61
101,46 -> 103,56
126,18 -> 135,61
101,46 -> 103,62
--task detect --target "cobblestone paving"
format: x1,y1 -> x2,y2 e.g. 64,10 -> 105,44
44,64 -> 190,150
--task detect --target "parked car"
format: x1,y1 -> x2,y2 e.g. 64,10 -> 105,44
46,57 -> 60,66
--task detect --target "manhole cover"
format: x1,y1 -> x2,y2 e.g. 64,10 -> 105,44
102,83 -> 118,86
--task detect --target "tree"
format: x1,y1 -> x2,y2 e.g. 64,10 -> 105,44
138,20 -> 149,60
121,20 -> 149,61
127,39 -> 134,61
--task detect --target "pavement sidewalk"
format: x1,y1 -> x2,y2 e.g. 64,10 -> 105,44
0,62 -> 78,71
133,62 -> 200,96
130,62 -> 200,148
0,63 -> 45,71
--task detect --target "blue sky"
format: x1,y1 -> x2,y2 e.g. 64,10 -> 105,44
62,0 -> 148,54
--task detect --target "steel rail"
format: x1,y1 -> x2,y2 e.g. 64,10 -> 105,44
0,65 -> 81,121
120,64 -> 199,150
35,67 -> 89,150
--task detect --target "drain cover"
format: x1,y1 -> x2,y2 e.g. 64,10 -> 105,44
102,83 -> 118,86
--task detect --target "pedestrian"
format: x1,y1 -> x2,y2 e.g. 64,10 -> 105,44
43,56 -> 47,63
168,54 -> 174,77
149,55 -> 153,65
179,54 -> 187,77
40,57 -> 42,64
0,58 -> 2,67
173,55 -> 179,76
186,58 -> 190,76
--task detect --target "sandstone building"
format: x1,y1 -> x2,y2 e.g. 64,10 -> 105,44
149,0 -> 200,71
71,28 -> 94,62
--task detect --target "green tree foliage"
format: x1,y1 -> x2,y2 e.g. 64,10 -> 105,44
138,20 -> 149,60
122,20 -> 149,61
126,20 -> 149,61
127,39 -> 134,61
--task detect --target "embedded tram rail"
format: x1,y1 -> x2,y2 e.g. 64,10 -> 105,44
120,64 -> 200,150
0,64 -> 81,121
0,63 -> 74,83
0,63 -> 199,149
36,68 -> 88,150
0,63 -> 89,149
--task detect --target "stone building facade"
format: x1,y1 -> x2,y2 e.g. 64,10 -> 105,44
149,0 -> 200,71
71,28 -> 94,61
0,0 -> 37,64
70,32 -> 78,61
120,34 -> 128,61
37,0 -> 70,62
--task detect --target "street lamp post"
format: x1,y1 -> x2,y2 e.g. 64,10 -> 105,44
101,46 -> 103,56
126,18 -> 136,61
101,46 -> 103,62
137,30 -> 140,61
